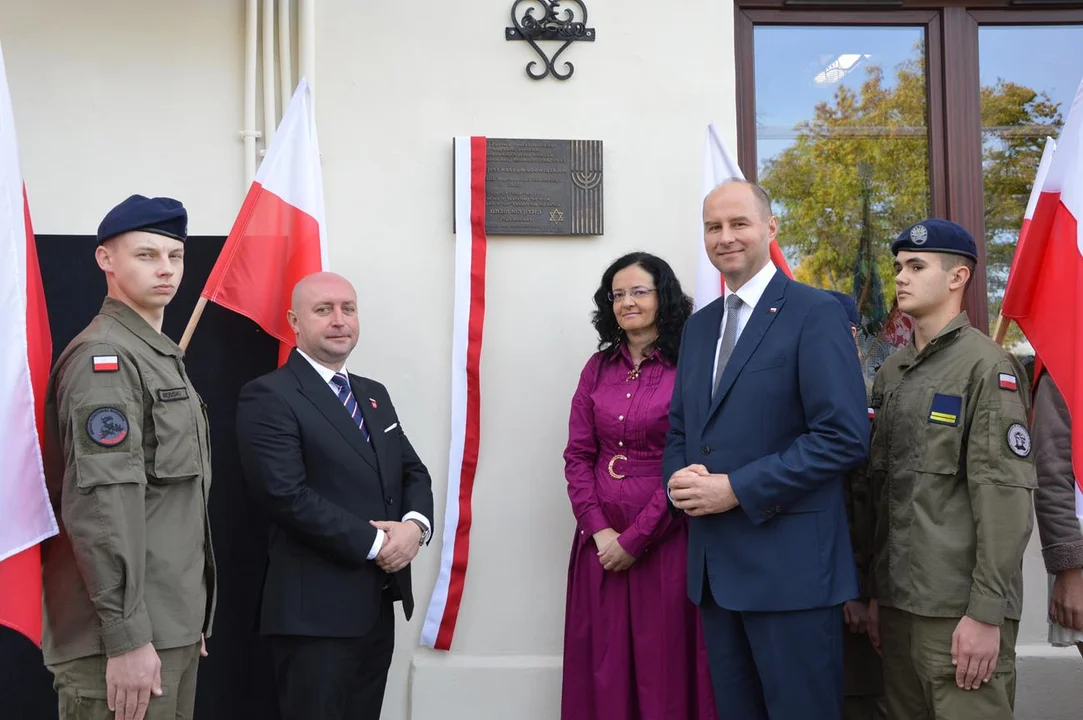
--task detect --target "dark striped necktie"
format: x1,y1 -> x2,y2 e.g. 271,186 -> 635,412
330,373 -> 370,442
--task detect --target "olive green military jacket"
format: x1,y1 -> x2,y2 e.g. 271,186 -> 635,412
41,298 -> 216,665
866,312 -> 1035,625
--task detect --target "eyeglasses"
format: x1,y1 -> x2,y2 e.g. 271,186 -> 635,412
608,287 -> 656,303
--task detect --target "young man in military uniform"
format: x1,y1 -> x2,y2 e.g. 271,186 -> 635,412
864,219 -> 1035,720
41,195 -> 216,720
828,290 -> 885,720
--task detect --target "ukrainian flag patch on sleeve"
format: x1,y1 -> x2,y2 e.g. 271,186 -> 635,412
928,393 -> 962,426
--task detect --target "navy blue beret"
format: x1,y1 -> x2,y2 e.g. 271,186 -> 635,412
827,290 -> 861,328
891,219 -> 977,261
97,195 -> 188,245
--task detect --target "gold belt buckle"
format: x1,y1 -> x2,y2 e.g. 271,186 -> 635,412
607,454 -> 627,479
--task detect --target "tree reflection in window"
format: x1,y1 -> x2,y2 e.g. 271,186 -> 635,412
758,47 -> 1061,376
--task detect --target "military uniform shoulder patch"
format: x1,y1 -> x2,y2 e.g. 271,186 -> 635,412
85,407 -> 129,447
998,373 -> 1018,392
92,355 -> 119,373
1006,423 -> 1031,458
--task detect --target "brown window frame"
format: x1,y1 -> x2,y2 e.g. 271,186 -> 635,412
734,0 -> 1083,332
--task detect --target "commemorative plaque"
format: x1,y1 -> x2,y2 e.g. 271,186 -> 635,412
476,138 -> 603,236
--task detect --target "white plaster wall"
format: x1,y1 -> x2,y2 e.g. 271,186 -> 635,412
0,0 -> 245,234
315,2 -> 737,718
2,1 -> 1077,719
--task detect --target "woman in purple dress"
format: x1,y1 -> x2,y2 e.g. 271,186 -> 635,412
561,252 -> 716,720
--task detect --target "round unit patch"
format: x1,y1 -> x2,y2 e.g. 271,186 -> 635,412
85,407 -> 129,448
910,224 -> 929,245
1006,423 -> 1031,458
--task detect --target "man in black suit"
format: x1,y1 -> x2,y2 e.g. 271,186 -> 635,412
235,271 -> 435,720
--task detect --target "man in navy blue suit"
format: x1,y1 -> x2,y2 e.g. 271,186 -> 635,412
664,180 -> 869,720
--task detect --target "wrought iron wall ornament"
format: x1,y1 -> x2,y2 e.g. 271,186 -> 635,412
505,1 -> 595,81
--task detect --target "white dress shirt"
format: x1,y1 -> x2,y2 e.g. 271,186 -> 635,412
669,261 -> 780,506
296,349 -> 432,559
712,261 -> 778,382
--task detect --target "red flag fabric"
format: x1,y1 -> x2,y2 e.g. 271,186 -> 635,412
201,77 -> 326,363
0,39 -> 57,647
1002,78 -> 1083,503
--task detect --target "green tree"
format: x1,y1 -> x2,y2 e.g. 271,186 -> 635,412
759,53 -> 1062,348
982,80 -> 1062,344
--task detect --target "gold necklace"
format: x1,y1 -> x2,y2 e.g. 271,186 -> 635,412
626,344 -> 656,381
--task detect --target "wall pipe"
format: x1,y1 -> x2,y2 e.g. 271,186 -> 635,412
262,0 -> 277,149
299,0 -> 315,104
243,0 -> 259,187
278,0 -> 293,104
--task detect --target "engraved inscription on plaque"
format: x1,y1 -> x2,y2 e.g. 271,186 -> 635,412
483,138 -> 603,236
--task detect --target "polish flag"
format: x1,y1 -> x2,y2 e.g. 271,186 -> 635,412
1001,77 -> 1083,517
92,355 -> 119,373
201,77 -> 327,364
695,123 -> 792,311
1013,137 -> 1057,265
0,40 -> 58,646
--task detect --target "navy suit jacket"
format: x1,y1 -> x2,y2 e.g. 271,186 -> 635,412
663,271 -> 868,612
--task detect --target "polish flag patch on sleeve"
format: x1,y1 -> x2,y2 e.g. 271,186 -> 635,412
998,373 -> 1018,391
92,355 -> 119,373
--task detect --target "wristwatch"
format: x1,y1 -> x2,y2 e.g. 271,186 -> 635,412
406,518 -> 427,546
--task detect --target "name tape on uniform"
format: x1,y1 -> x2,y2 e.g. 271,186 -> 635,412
157,387 -> 190,402
92,355 -> 119,373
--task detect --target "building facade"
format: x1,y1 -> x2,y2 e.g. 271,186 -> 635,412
2,1 -> 1081,718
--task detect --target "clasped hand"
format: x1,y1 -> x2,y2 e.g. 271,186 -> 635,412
667,464 -> 738,516
592,528 -> 635,572
370,520 -> 421,573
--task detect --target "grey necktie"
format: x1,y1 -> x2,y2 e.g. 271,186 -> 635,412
712,294 -> 744,399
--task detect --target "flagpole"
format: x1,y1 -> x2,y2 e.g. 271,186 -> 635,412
179,296 -> 208,351
992,312 -> 1011,346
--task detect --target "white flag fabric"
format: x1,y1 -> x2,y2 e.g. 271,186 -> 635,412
0,41 -> 56,565
695,124 -> 793,311
0,39 -> 58,646
694,124 -> 745,311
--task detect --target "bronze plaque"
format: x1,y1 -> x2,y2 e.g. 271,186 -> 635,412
483,138 -> 603,236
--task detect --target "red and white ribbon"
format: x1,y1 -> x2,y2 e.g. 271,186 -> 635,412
421,137 -> 487,650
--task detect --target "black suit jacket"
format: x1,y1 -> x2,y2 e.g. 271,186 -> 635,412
236,350 -> 435,638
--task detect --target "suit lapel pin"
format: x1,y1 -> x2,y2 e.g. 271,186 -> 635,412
369,398 -> 378,409
768,307 -> 778,313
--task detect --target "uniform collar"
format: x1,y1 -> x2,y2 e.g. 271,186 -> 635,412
899,311 -> 971,366
99,297 -> 182,358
